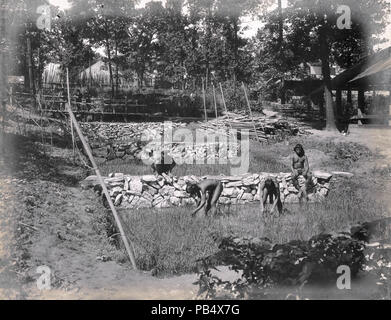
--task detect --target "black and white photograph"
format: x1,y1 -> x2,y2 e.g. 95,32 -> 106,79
0,0 -> 391,305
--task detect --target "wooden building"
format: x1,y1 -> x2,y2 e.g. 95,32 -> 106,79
311,46 -> 391,125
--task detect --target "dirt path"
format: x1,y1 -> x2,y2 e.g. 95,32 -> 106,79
309,126 -> 391,165
0,177 -> 200,300
20,184 -> 199,300
349,127 -> 391,164
0,178 -> 28,299
0,133 -> 202,299
309,126 -> 391,207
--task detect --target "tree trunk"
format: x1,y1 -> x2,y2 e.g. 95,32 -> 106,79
280,79 -> 286,104
347,84 -> 352,104
89,59 -> 92,88
319,28 -> 337,131
277,0 -> 285,104
37,47 -> 42,91
0,8 -> 6,132
358,90 -> 365,112
26,35 -> 35,94
232,18 -> 239,84
278,0 -> 283,45
204,5 -> 212,89
336,89 -> 342,119
115,40 -> 119,96
105,39 -> 115,97
137,68 -> 144,89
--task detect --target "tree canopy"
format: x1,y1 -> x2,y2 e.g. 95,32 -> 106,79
1,0 -> 389,128
256,0 -> 389,129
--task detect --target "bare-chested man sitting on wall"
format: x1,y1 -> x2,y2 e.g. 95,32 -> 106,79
291,143 -> 312,201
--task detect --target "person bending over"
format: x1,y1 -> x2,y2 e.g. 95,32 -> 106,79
259,177 -> 282,215
291,143 -> 312,201
186,179 -> 223,216
151,150 -> 176,175
106,141 -> 116,161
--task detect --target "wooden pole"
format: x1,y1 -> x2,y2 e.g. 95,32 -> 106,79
389,98 -> 391,127
219,83 -> 233,133
212,83 -> 218,120
10,86 -> 13,107
89,59 -> 92,89
202,78 -> 207,122
66,69 -> 76,160
64,104 -> 138,270
358,89 -> 365,126
242,82 -> 261,143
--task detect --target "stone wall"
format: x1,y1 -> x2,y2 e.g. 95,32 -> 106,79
99,139 -> 240,163
82,171 -> 333,209
81,122 -> 241,162
81,122 -> 186,144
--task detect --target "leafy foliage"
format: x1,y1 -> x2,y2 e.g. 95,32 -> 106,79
255,0 -> 389,128
2,0 -> 390,104
196,230 -> 366,299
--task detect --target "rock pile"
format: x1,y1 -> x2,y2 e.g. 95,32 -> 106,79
81,171 -> 333,209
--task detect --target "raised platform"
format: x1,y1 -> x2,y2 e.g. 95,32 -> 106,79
81,171 -> 333,209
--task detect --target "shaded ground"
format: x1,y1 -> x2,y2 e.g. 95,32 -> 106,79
0,132 -> 200,299
0,124 -> 391,300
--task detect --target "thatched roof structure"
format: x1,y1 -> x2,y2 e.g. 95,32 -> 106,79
79,60 -> 125,86
42,62 -> 63,84
42,59 -> 155,88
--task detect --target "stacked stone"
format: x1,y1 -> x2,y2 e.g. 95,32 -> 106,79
81,122 -> 241,162
81,122 -> 186,144
138,141 -> 240,164
82,171 -> 332,209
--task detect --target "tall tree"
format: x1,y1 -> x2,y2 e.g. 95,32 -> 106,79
39,9 -> 95,84
123,1 -> 166,89
72,0 -> 135,96
215,0 -> 272,83
187,0 -> 216,86
158,0 -> 189,89
261,0 -> 389,130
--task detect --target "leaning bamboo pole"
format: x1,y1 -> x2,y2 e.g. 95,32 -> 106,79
65,70 -> 137,270
242,82 -> 261,143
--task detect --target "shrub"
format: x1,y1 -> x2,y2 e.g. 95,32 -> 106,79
195,231 -> 366,299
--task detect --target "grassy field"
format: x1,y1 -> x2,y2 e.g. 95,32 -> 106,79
119,176 -> 388,276
93,132 -> 389,276
98,134 -> 374,177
